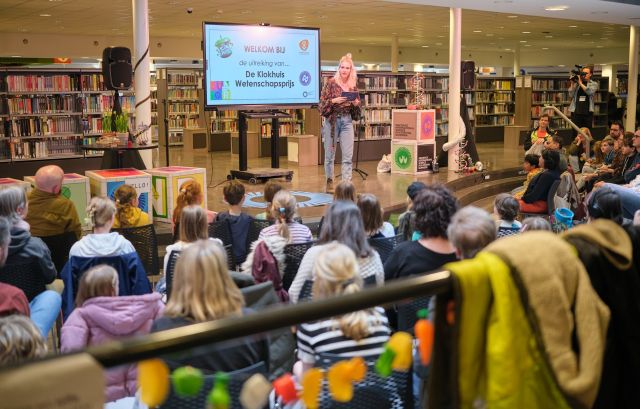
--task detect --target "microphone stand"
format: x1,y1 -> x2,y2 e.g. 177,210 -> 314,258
352,114 -> 368,180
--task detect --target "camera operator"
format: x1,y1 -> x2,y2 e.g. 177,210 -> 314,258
568,65 -> 599,130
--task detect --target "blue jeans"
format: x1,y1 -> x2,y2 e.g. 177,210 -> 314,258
30,290 -> 62,337
602,183 -> 640,219
322,114 -> 354,182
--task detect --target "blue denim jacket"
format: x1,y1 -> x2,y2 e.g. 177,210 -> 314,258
568,79 -> 599,113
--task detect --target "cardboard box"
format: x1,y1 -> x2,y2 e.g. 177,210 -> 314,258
25,173 -> 91,229
0,178 -> 30,192
391,141 -> 436,175
392,109 -> 436,142
85,168 -> 153,222
145,166 -> 207,223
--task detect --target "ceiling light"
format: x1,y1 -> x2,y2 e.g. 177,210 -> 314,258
545,5 -> 568,11
524,44 -> 531,47
596,45 -> 604,48
421,45 -> 429,48
505,48 -> 512,51
600,37 -> 609,40
39,13 -> 51,17
435,42 -> 443,46
545,35 -> 553,38
542,47 -> 549,50
568,25 -> 578,28
520,40 -> 527,43
498,26 -> 505,29
507,15 -> 518,18
581,33 -> 592,36
11,55 -> 22,58
522,31 -> 531,34
522,21 -> 530,24
216,9 -> 223,14
473,30 -> 482,33
486,34 -> 494,37
437,35 -> 445,38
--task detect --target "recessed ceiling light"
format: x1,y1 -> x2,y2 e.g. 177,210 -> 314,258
559,64 -> 566,67
437,35 -> 445,38
39,13 -> 51,17
522,21 -> 530,24
568,25 -> 578,28
392,32 -> 397,35
473,30 -> 482,33
421,45 -> 429,48
486,33 -> 494,37
524,44 -> 531,47
505,48 -> 512,51
520,40 -> 527,43
498,37 -> 505,40
600,37 -> 609,40
348,38 -> 356,41
522,31 -> 531,34
435,42 -> 443,46
545,35 -> 553,38
241,10 -> 250,14
545,5 -> 568,11
542,47 -> 549,50
498,26 -> 505,29
581,33 -> 592,36
507,15 -> 518,18
216,9 -> 223,14
11,55 -> 22,58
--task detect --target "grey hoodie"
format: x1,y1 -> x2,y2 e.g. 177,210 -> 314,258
69,232 -> 136,258
7,227 -> 57,284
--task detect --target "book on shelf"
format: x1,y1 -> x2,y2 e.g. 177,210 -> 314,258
6,74 -> 78,93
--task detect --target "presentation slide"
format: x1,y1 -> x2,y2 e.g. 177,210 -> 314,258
203,23 -> 320,108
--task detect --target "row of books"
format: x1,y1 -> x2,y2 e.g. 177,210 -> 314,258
167,73 -> 199,85
81,95 -> 115,113
363,124 -> 391,140
475,105 -> 514,114
168,102 -> 199,114
168,89 -> 199,99
365,109 -> 391,123
476,93 -> 514,102
362,93 -> 410,107
11,117 -> 78,137
7,95 -> 77,114
531,79 -> 571,90
357,76 -> 399,90
211,120 -> 238,133
6,75 -> 78,92
80,74 -> 105,91
476,116 -> 515,126
532,92 -> 568,103
169,116 -> 199,129
531,105 -> 570,117
476,80 -> 513,90
10,137 -> 80,159
260,122 -> 303,137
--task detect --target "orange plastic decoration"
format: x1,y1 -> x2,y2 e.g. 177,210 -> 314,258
138,359 -> 170,407
301,368 -> 324,409
327,357 -> 367,402
415,308 -> 435,366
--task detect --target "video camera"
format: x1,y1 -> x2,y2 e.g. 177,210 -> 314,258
570,64 -> 587,82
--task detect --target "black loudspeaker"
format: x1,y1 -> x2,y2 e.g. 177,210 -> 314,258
461,60 -> 475,89
102,47 -> 132,90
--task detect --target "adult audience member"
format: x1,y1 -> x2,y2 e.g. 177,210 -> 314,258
568,65 -> 598,130
151,240 -> 269,372
112,184 -> 150,228
0,216 -> 29,317
258,190 -> 312,244
596,132 -> 640,186
295,242 -> 390,373
518,149 -> 561,214
289,201 -> 384,303
525,113 -> 557,155
544,134 -> 568,173
512,154 -> 542,199
61,264 -> 163,403
357,193 -> 395,238
69,197 -> 135,258
384,184 -> 458,281
587,187 -> 624,225
25,165 -> 81,240
0,186 -> 60,337
447,206 -> 496,259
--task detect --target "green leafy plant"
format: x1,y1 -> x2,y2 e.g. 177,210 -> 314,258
102,113 -> 113,133
115,112 -> 129,133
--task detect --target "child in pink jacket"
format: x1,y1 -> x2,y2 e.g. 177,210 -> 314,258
61,264 -> 164,403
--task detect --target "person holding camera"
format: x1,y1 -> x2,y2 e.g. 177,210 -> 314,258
319,53 -> 360,190
568,65 -> 599,130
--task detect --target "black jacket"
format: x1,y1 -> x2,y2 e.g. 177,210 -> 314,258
521,169 -> 560,204
6,227 -> 57,284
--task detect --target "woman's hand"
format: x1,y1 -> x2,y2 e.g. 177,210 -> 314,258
352,98 -> 361,106
331,96 -> 347,104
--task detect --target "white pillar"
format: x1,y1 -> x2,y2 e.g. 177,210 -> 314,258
391,35 -> 399,73
448,8 -> 462,169
601,64 -> 617,93
513,46 -> 520,77
627,25 -> 639,132
132,0 -> 153,169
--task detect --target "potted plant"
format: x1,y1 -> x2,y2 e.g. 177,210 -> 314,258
102,113 -> 114,136
115,112 -> 129,145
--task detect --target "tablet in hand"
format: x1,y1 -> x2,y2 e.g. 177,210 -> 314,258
341,91 -> 359,101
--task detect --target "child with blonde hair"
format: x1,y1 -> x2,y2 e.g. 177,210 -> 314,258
61,264 -> 163,402
295,242 -> 390,372
69,196 -> 135,257
258,190 -> 311,244
0,315 -> 47,365
112,184 -> 150,228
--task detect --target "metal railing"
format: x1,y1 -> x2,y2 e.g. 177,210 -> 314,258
1,270 -> 452,371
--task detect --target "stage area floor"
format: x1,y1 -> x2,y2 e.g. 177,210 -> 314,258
153,142 -> 524,219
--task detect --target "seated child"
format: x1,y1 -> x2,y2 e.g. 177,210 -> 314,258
258,190 -> 312,244
216,180 -> 252,265
494,193 -> 523,229
512,154 -> 542,199
112,184 -> 150,228
357,193 -> 395,238
255,180 -> 282,221
0,315 -> 47,365
172,179 -> 216,242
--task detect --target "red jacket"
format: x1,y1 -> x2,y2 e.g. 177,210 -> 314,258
0,283 -> 30,316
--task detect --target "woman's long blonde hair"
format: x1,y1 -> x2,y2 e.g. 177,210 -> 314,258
312,242 -> 375,341
333,53 -> 357,89
164,240 -> 244,322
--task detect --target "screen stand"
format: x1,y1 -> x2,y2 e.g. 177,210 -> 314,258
228,110 -> 294,184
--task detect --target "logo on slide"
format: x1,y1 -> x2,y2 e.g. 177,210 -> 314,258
299,71 -> 311,86
299,39 -> 309,51
394,147 -> 412,169
215,36 -> 233,58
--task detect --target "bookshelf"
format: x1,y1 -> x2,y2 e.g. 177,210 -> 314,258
156,68 -> 203,147
473,77 -> 515,142
0,69 -> 136,162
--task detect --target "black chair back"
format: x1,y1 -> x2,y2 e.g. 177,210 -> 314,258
282,241 -> 314,291
299,279 -> 314,302
396,296 -> 431,334
314,352 -> 412,409
112,224 -> 159,276
0,260 -> 45,301
208,220 -> 233,246
38,231 -> 77,273
497,226 -> 521,238
246,219 -> 271,251
223,244 -> 237,271
159,361 -> 267,409
165,250 -> 181,300
369,234 -> 402,264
